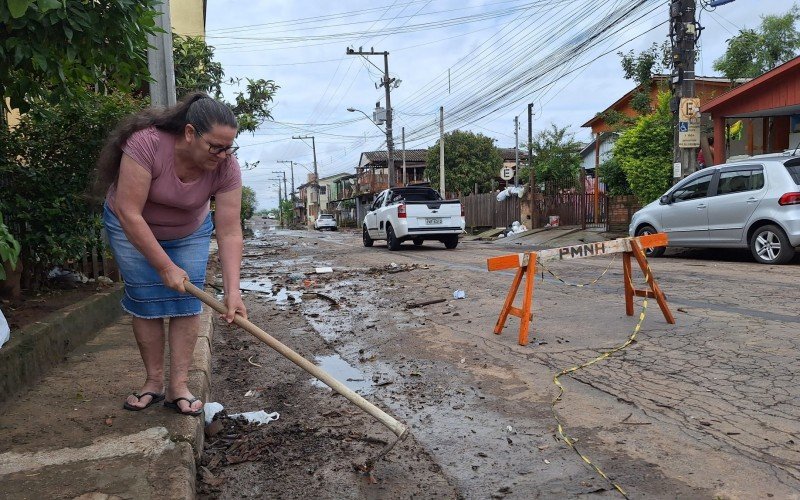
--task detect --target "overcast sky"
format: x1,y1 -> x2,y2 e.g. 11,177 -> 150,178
202,0 -> 796,211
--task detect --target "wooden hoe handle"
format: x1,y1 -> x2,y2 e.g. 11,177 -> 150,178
184,281 -> 408,438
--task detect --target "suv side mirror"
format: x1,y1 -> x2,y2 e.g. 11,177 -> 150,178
660,194 -> 672,205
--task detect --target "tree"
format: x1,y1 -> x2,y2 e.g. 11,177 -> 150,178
240,186 -> 257,226
173,34 -> 224,99
714,7 -> 800,81
425,130 -> 502,194
597,156 -> 632,196
279,199 -> 294,227
172,35 -> 279,133
521,124 -> 583,185
617,42 -> 670,116
612,93 -> 673,204
0,0 -> 159,113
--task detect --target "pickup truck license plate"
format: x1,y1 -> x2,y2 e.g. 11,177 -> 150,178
427,217 -> 443,225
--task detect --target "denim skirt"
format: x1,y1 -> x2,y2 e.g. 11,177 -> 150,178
103,204 -> 212,319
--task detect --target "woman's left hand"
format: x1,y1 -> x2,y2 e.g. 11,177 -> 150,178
222,291 -> 247,323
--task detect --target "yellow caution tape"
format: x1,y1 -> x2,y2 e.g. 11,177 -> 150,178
548,260 -> 652,499
537,254 -> 618,288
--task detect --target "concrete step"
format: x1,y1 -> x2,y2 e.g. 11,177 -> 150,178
0,311 -> 213,499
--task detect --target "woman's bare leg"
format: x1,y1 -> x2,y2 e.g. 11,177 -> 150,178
166,315 -> 203,413
126,317 -> 166,408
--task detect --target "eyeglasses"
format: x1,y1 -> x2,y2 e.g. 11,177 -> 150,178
197,132 -> 239,156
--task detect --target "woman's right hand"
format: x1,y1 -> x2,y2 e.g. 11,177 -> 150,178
158,263 -> 189,292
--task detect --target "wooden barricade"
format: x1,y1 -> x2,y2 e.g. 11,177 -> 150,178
486,233 -> 675,345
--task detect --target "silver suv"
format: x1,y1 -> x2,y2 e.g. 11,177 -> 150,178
629,152 -> 800,264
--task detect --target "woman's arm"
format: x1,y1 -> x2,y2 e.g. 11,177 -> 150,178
114,154 -> 187,291
214,187 -> 247,321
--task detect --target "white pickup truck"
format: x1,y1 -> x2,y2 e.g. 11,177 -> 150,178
362,186 -> 464,250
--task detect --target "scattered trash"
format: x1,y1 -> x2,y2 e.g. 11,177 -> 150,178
544,215 -> 560,228
406,298 -> 446,309
247,355 -> 262,368
315,266 -> 333,274
229,410 -> 280,425
507,425 -> 514,433
0,308 -> 8,349
203,402 -> 225,424
502,221 -> 528,237
47,266 -> 89,284
287,272 -> 306,282
203,402 -> 279,425
453,290 -> 467,299
303,279 -> 317,287
244,389 -> 262,398
496,185 -> 526,201
544,459 -> 551,464
96,276 -> 114,285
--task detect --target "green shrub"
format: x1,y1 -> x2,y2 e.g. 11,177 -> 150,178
612,92 -> 673,204
0,91 -> 145,287
0,213 -> 20,280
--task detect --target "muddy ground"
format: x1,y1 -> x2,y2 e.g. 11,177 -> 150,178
198,224 -> 458,499
197,219 -> 799,499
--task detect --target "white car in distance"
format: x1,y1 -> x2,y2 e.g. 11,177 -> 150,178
314,213 -> 338,231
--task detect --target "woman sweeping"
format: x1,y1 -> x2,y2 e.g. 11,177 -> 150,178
96,92 -> 247,416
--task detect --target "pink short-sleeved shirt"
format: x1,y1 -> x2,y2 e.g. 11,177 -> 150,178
106,126 -> 242,240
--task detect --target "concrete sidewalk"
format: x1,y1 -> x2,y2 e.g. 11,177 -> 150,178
492,225 -> 627,249
0,300 -> 214,499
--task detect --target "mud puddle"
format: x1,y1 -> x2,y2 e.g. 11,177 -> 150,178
311,354 -> 373,394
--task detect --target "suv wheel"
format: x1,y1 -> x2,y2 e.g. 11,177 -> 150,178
750,224 -> 795,264
636,225 -> 665,258
362,226 -> 374,247
386,225 -> 401,251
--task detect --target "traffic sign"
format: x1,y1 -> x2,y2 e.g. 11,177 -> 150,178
499,166 -> 514,181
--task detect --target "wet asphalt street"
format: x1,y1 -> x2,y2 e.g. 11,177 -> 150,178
226,219 -> 799,499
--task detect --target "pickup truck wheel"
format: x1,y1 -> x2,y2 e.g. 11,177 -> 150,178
412,238 -> 423,246
443,235 -> 458,249
362,226 -> 374,247
386,225 -> 401,251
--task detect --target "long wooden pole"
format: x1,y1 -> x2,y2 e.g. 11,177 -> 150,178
184,281 -> 408,438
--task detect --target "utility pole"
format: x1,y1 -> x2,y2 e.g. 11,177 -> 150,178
528,103 -> 534,224
670,0 -> 699,179
277,160 -> 296,225
291,136 -> 319,225
272,170 -> 288,224
271,178 -> 283,228
402,127 -> 407,186
147,0 -> 176,106
439,106 -> 445,197
345,47 -> 396,188
514,116 -> 520,187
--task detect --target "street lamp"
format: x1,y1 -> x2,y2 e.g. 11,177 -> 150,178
348,106 -> 394,188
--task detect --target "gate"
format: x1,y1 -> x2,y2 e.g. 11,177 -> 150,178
461,192 -> 521,229
531,177 -> 607,229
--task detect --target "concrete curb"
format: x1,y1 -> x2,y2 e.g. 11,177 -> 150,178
0,285 -> 124,404
172,306 -> 214,459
